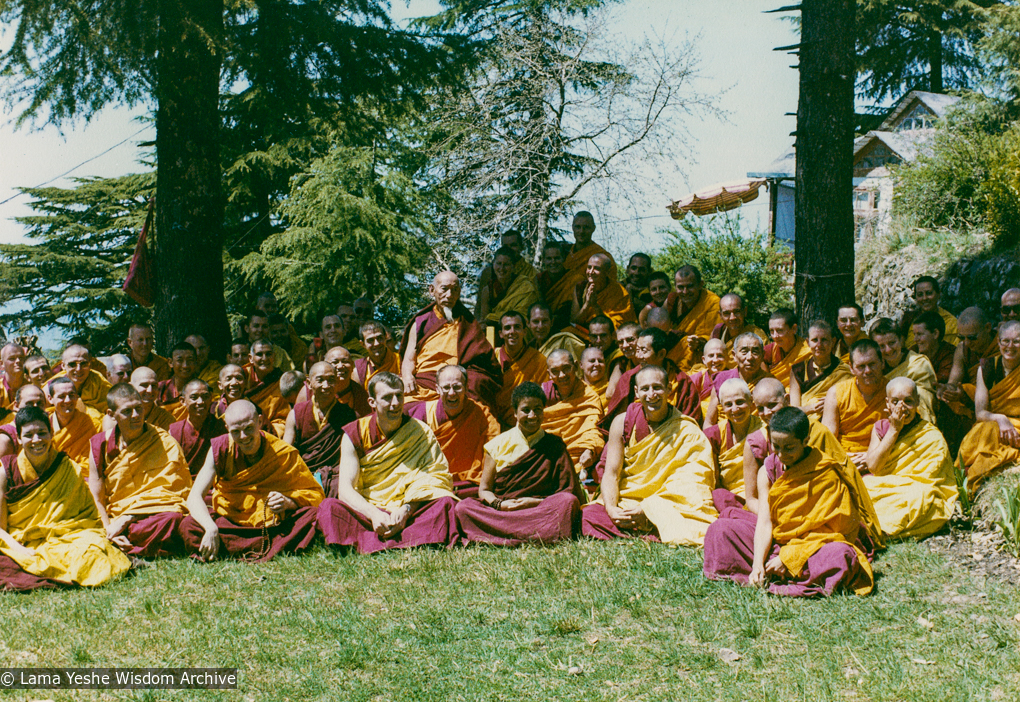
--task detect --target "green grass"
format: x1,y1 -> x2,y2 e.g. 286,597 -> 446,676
2,539 -> 1020,701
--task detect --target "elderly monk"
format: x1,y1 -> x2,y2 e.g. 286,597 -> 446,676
130,367 -> 174,431
580,346 -> 609,401
317,372 -> 458,553
45,377 -> 104,479
406,365 -> 500,495
353,321 -> 400,386
764,308 -> 811,389
903,275 -> 958,347
87,384 -> 193,558
282,361 -> 357,495
790,320 -> 852,417
623,253 -> 653,315
706,378 -> 762,505
0,342 -> 27,409
214,364 -> 248,417
704,332 -> 771,427
169,380 -> 227,476
478,246 -> 541,326
704,407 -> 876,597
870,317 -> 937,424
606,322 -> 641,399
494,311 -> 548,425
690,338 -> 728,420
56,344 -> 112,413
835,302 -> 867,362
156,342 -> 199,421
824,339 -> 888,465
185,334 -> 222,393
911,310 -> 956,384
245,311 -> 295,371
661,265 -> 722,370
710,294 -> 767,368
243,339 -> 290,435
455,382 -> 586,546
570,254 -> 637,341
542,350 -> 605,480
862,377 -> 957,540
126,324 -> 171,381
0,406 -> 130,590
0,384 -> 47,458
958,321 -> 1020,484
318,346 -> 372,417
636,271 -> 672,326
106,354 -> 133,386
401,271 -> 501,410
227,340 -> 249,367
582,365 -> 717,545
25,354 -> 53,390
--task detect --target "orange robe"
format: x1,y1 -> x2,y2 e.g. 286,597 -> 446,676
51,408 -> 104,480
145,405 -> 175,431
495,346 -> 548,424
133,353 -> 172,382
540,380 -> 604,469
572,280 -> 637,342
959,358 -> 1020,484
546,242 -> 614,314
764,337 -> 812,390
52,370 -> 111,414
662,288 -> 722,370
407,399 -> 500,483
354,349 -> 400,387
244,366 -> 290,436
832,379 -> 887,454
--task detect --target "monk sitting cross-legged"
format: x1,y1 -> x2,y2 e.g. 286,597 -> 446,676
182,399 -> 324,562
823,339 -> 888,469
455,382 -> 586,546
406,365 -> 500,497
494,311 -> 548,426
88,384 -> 193,558
352,321 -> 400,387
789,319 -> 852,418
169,379 -> 227,476
45,377 -> 104,479
704,332 -> 772,427
317,372 -> 459,554
703,406 -> 877,597
542,350 -> 605,482
862,377 -> 957,540
0,406 -> 131,590
581,365 -> 718,546
156,342 -> 200,422
870,317 -> 937,425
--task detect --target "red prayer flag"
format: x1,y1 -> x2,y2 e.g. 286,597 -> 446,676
123,197 -> 156,307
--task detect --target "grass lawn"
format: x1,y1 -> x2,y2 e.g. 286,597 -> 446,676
2,538 -> 1019,702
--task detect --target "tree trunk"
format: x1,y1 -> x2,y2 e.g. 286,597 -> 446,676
154,0 -> 230,358
928,27 -> 943,93
794,0 -> 856,327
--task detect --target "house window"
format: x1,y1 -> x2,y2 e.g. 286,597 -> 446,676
857,143 -> 900,170
896,103 -> 935,131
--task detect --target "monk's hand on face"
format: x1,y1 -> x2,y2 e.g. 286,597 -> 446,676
764,555 -> 788,578
997,418 -> 1020,448
500,497 -> 542,511
583,282 -> 596,306
402,374 -> 417,395
267,491 -> 296,515
199,528 -> 220,561
748,563 -> 766,587
888,405 -> 909,431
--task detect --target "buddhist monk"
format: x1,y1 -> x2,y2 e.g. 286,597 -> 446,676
323,346 -> 372,417
106,354 -> 133,385
182,399 -> 324,562
536,241 -> 572,330
764,308 -> 811,389
126,323 -> 171,381
690,338 -> 728,420
943,306 -> 999,409
455,382 -> 586,546
131,366 -> 174,431
478,246 -> 541,326
0,406 -> 130,589
580,346 -> 609,401
336,303 -> 369,357
606,322 -> 640,399
353,296 -> 376,327
790,320 -> 852,417
495,311 -> 548,425
555,211 -> 615,315
911,310 -> 955,384
169,379 -> 227,476
316,372 -> 459,553
353,321 -> 400,385
406,365 -> 500,495
704,406 -> 876,597
581,365 -> 717,545
530,302 -> 585,361
870,317 -> 937,424
1002,288 -> 1020,324
710,294 -> 768,368
704,332 -> 771,427
244,339 -> 290,435
622,252 -> 653,315
267,312 -> 308,366
587,315 -> 620,368
706,378 -> 762,503
835,302 -> 866,362
401,270 -> 500,411
636,271 -> 671,326
244,311 -> 294,371
903,275 -> 958,346
279,371 -> 305,406
24,354 -> 52,389
0,384 -> 47,458
185,334 -> 222,393
156,341 -> 199,421
56,344 -> 111,413
542,349 -> 605,480
661,265 -> 722,370
570,254 -> 637,341
214,364 -> 247,416
88,384 -> 193,558
477,230 -> 536,297
0,342 -> 27,409
227,340 -> 249,366
862,377 -> 957,540
958,321 -> 1020,484
823,339 -> 887,466
303,314 -> 345,371
45,377 -> 103,478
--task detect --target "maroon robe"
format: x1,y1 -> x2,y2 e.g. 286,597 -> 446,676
0,453 -> 68,591
156,378 -> 183,406
336,381 -> 372,418
169,415 -> 228,475
601,365 -> 702,431
290,399 -> 357,497
790,356 -> 842,395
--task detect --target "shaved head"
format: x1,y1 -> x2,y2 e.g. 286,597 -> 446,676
885,376 -> 918,398
703,338 -> 726,355
432,270 -> 459,288
62,344 -> 90,362
219,363 -> 243,381
958,306 -> 989,326
646,306 -> 671,329
546,349 -> 574,366
752,377 -> 786,403
309,361 -> 336,377
130,366 -> 157,385
223,399 -> 258,426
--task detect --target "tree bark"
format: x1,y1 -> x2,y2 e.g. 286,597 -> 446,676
794,0 -> 855,327
928,26 -> 944,93
154,0 -> 230,358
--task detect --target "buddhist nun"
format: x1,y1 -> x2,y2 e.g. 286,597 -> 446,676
835,303 -> 866,362
705,378 -> 762,506
869,317 -> 937,424
789,319 -> 852,417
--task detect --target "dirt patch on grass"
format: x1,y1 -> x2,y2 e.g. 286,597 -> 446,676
926,524 -> 1020,586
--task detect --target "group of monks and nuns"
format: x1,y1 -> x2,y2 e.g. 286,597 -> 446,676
570,253 -> 636,342
660,265 -> 721,370
622,253 -> 653,314
835,303 -> 866,362
869,317 -> 937,424
106,354 -> 133,386
0,406 -> 131,589
477,246 -> 541,328
541,350 -> 605,482
244,339 -> 289,435
185,334 -> 222,392
582,365 -> 717,545
704,406 -> 878,597
227,341 -> 249,367
46,377 -> 104,478
790,320 -> 851,416
911,310 -> 955,383
401,271 -> 501,412
580,346 -> 609,399
0,342 -> 27,409
353,322 -> 400,385
25,354 -> 52,390
169,379 -> 227,475
704,332 -> 771,426
456,382 -> 585,545
710,294 -> 767,367
0,384 -> 48,457
88,384 -> 193,558
903,276 -> 959,347
283,361 -> 358,494
763,309 -> 811,388
58,344 -> 112,413
706,378 -> 762,502
407,365 -> 500,495
130,366 -> 174,431
824,339 -> 888,466
126,324 -> 171,381
636,271 -> 671,325
958,321 -> 1020,484
183,399 -> 324,562
155,342 -> 199,421
317,372 -> 458,553
862,377 -> 958,539
494,311 -> 548,425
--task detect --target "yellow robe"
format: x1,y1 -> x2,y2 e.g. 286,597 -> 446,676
1,451 -> 130,586
598,408 -> 717,546
767,338 -> 812,390
52,369 -> 112,414
885,350 -> 937,425
549,242 -> 614,312
353,417 -> 456,511
906,307 -> 959,347
197,360 -> 223,395
409,321 -> 461,405
538,330 -> 586,363
714,415 -> 762,496
541,382 -> 605,468
51,407 -> 104,480
573,281 -> 637,341
833,379 -> 887,454
668,289 -> 722,370
145,405 -> 175,431
486,274 -> 541,325
864,419 -> 957,540
959,361 -> 1020,483
101,425 -> 193,518
798,361 -> 853,411
495,346 -> 547,425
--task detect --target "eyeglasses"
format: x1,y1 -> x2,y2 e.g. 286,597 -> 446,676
959,333 -> 981,341
1001,305 -> 1020,316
